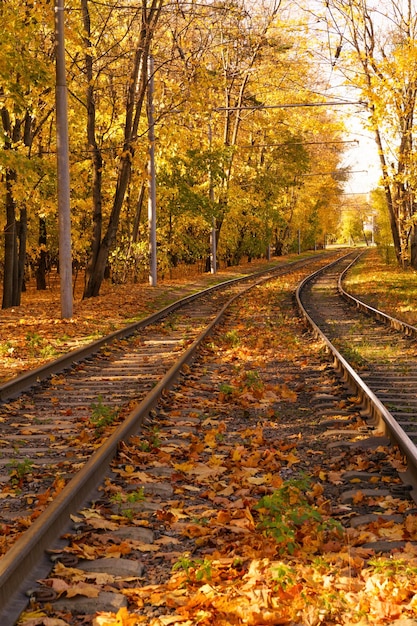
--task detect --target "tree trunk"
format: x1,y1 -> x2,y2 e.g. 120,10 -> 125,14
84,154 -> 132,297
17,207 -> 27,301
373,125 -> 402,263
36,217 -> 48,290
2,169 -> 18,309
82,0 -> 163,299
132,182 -> 145,243
410,222 -> 417,269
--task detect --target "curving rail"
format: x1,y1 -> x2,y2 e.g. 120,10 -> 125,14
0,252 -> 339,625
296,250 -> 417,494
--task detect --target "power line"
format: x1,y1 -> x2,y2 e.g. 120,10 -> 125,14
301,170 -> 367,176
214,101 -> 366,111
237,140 -> 359,148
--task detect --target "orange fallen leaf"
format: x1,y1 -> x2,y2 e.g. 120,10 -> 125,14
66,582 -> 100,598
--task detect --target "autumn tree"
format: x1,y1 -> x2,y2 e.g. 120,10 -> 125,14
68,0 -> 164,299
0,1 -> 55,308
0,0 -> 348,303
151,0 -> 347,267
324,0 -> 417,266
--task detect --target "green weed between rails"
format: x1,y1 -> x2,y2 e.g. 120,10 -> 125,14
218,383 -> 234,395
243,369 -> 263,391
255,476 -> 343,555
219,370 -> 264,397
0,341 -> 15,357
367,556 -> 417,578
109,488 -> 146,520
6,459 -> 34,485
336,344 -> 367,369
270,562 -> 297,590
138,427 -> 161,451
172,555 -> 213,584
224,329 -> 240,347
110,487 -> 146,506
90,395 -> 118,434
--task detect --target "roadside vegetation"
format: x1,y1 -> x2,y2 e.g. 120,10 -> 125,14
344,247 -> 417,327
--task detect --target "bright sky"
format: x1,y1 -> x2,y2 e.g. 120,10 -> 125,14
341,115 -> 381,195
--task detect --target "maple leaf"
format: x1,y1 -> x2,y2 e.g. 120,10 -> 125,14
66,582 -> 100,598
405,514 -> 417,538
352,490 -> 364,504
93,607 -> 143,625
39,578 -> 70,594
83,517 -> 119,531
378,524 -> 405,540
327,470 -> 343,484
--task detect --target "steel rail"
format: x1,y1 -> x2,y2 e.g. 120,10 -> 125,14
0,256 -> 326,403
0,257 -> 318,625
338,254 -> 417,337
295,252 -> 417,488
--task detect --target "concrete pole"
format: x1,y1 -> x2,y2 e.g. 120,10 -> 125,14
147,56 -> 157,286
208,123 -> 217,274
55,0 -> 73,318
210,217 -> 217,274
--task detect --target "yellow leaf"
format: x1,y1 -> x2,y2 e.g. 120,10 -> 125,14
66,582 -> 100,598
173,461 -> 195,472
204,431 -> 217,448
247,475 -> 268,485
353,491 -> 364,504
16,609 -> 48,622
232,446 -> 244,462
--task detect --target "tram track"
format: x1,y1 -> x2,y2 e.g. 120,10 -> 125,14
296,250 -> 417,496
12,249 -> 417,626
0,253 -> 343,625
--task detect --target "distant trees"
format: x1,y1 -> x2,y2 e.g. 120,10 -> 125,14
0,0 -> 348,310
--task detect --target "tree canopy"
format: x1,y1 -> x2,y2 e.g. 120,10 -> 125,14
323,0 -> 417,267
0,0 -> 351,310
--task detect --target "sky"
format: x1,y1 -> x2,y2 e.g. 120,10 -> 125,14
341,115 -> 381,195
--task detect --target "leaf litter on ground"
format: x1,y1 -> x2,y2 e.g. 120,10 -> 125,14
16,250 -> 417,625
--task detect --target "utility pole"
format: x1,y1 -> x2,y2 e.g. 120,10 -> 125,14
210,217 -> 217,274
208,124 -> 217,274
55,0 -> 73,318
147,56 -> 157,286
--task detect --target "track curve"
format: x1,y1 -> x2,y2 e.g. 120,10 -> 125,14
0,253 -> 340,624
296,251 -> 417,495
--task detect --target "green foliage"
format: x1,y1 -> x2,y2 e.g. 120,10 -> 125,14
108,240 -> 148,285
367,557 -> 417,578
255,476 -> 342,555
6,459 -> 34,485
219,383 -> 234,395
90,396 -> 118,434
270,562 -> 297,590
25,331 -> 58,359
0,341 -> 15,357
111,488 -> 146,518
138,427 -> 161,451
224,329 -> 240,346
172,555 -> 213,583
243,370 -> 263,390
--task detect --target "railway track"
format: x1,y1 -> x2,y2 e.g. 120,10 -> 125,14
297,250 -> 417,497
10,248 -> 417,625
0,253 -> 343,625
